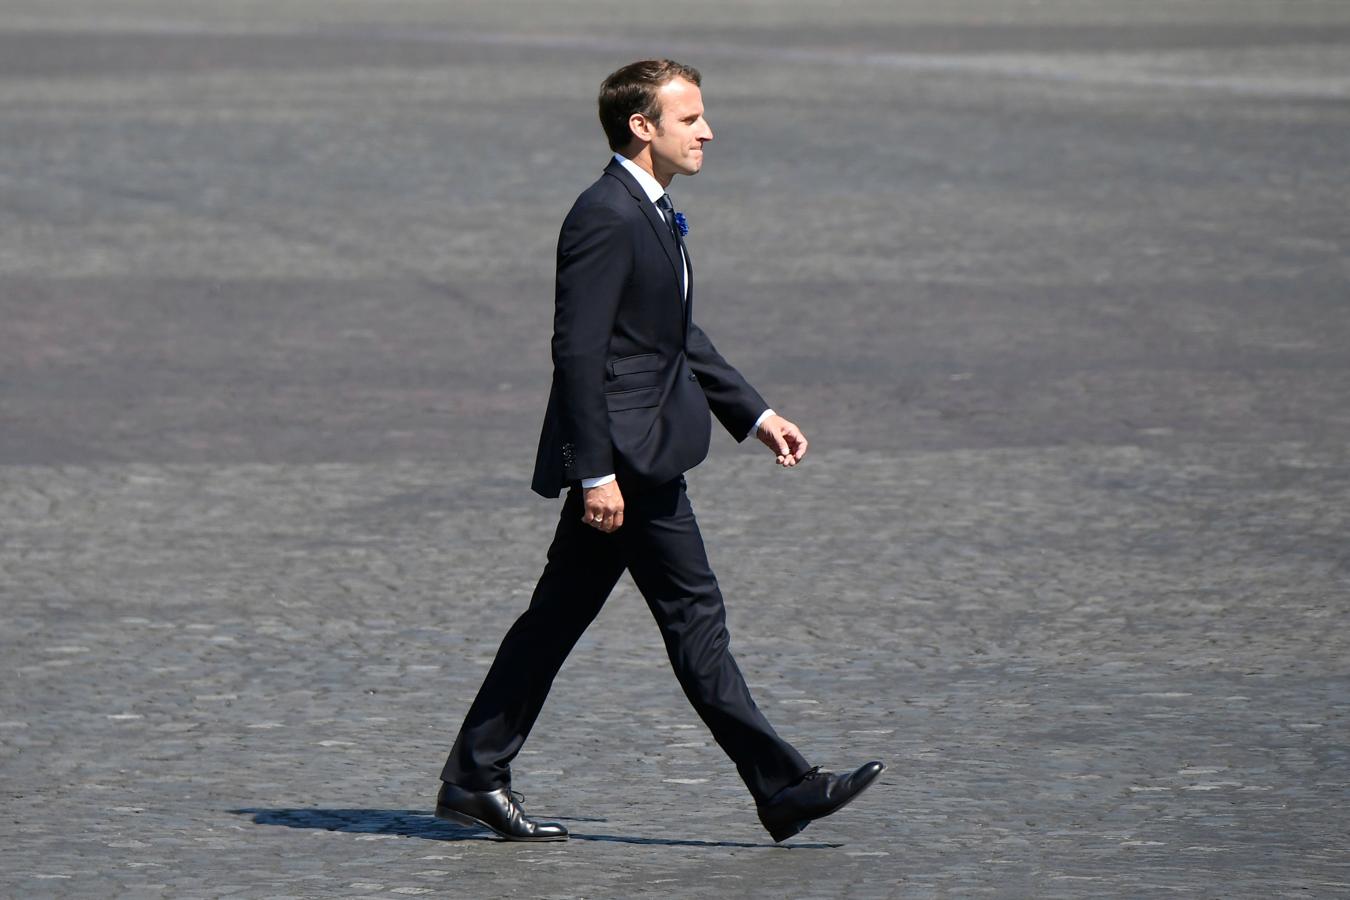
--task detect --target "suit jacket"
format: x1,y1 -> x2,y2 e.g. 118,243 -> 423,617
531,159 -> 768,498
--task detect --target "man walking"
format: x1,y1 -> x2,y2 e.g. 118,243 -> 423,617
435,59 -> 882,843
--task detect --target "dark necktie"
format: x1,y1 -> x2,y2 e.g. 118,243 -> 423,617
656,193 -> 688,302
655,194 -> 681,245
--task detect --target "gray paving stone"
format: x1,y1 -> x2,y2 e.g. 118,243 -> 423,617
2,1 -> 1349,897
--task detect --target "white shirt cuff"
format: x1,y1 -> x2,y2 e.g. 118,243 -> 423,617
581,474 -> 617,489
748,408 -> 776,439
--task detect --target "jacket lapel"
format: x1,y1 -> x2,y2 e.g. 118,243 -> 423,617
603,160 -> 684,298
676,230 -> 693,337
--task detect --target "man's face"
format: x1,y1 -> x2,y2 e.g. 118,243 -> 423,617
642,77 -> 713,182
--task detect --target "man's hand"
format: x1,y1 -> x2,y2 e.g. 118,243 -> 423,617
756,414 -> 808,467
583,480 -> 625,532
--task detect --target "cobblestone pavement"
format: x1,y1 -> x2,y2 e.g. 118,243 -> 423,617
3,1 -> 1349,897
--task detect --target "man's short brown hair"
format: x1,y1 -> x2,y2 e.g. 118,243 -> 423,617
598,59 -> 702,153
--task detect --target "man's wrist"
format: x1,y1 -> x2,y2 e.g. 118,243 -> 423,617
581,474 -> 617,489
748,408 -> 776,439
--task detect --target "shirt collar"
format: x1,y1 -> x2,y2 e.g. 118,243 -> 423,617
613,153 -> 667,205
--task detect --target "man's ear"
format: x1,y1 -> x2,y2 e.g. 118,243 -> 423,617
628,112 -> 654,144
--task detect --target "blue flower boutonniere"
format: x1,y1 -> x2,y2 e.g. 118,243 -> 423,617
673,211 -> 689,237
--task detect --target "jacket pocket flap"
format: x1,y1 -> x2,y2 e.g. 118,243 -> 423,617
610,353 -> 660,377
605,386 -> 661,412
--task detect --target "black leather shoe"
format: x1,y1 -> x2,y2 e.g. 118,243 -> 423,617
435,782 -> 568,842
756,761 -> 885,842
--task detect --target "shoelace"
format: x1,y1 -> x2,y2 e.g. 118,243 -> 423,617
509,790 -> 526,806
800,766 -> 822,782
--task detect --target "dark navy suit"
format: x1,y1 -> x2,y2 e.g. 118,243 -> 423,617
531,159 -> 771,497
442,159 -> 810,803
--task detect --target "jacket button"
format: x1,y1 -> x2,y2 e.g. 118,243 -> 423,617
688,373 -> 697,381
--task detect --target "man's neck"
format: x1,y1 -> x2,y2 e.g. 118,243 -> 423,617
620,146 -> 672,189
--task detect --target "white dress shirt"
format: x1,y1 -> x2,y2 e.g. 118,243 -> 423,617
581,155 -> 774,489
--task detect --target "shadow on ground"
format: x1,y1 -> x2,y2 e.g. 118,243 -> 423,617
229,808 -> 838,849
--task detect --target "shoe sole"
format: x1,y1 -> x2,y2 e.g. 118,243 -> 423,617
765,762 -> 887,843
434,805 -> 569,842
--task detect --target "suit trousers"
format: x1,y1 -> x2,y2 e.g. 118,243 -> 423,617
440,476 -> 810,804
